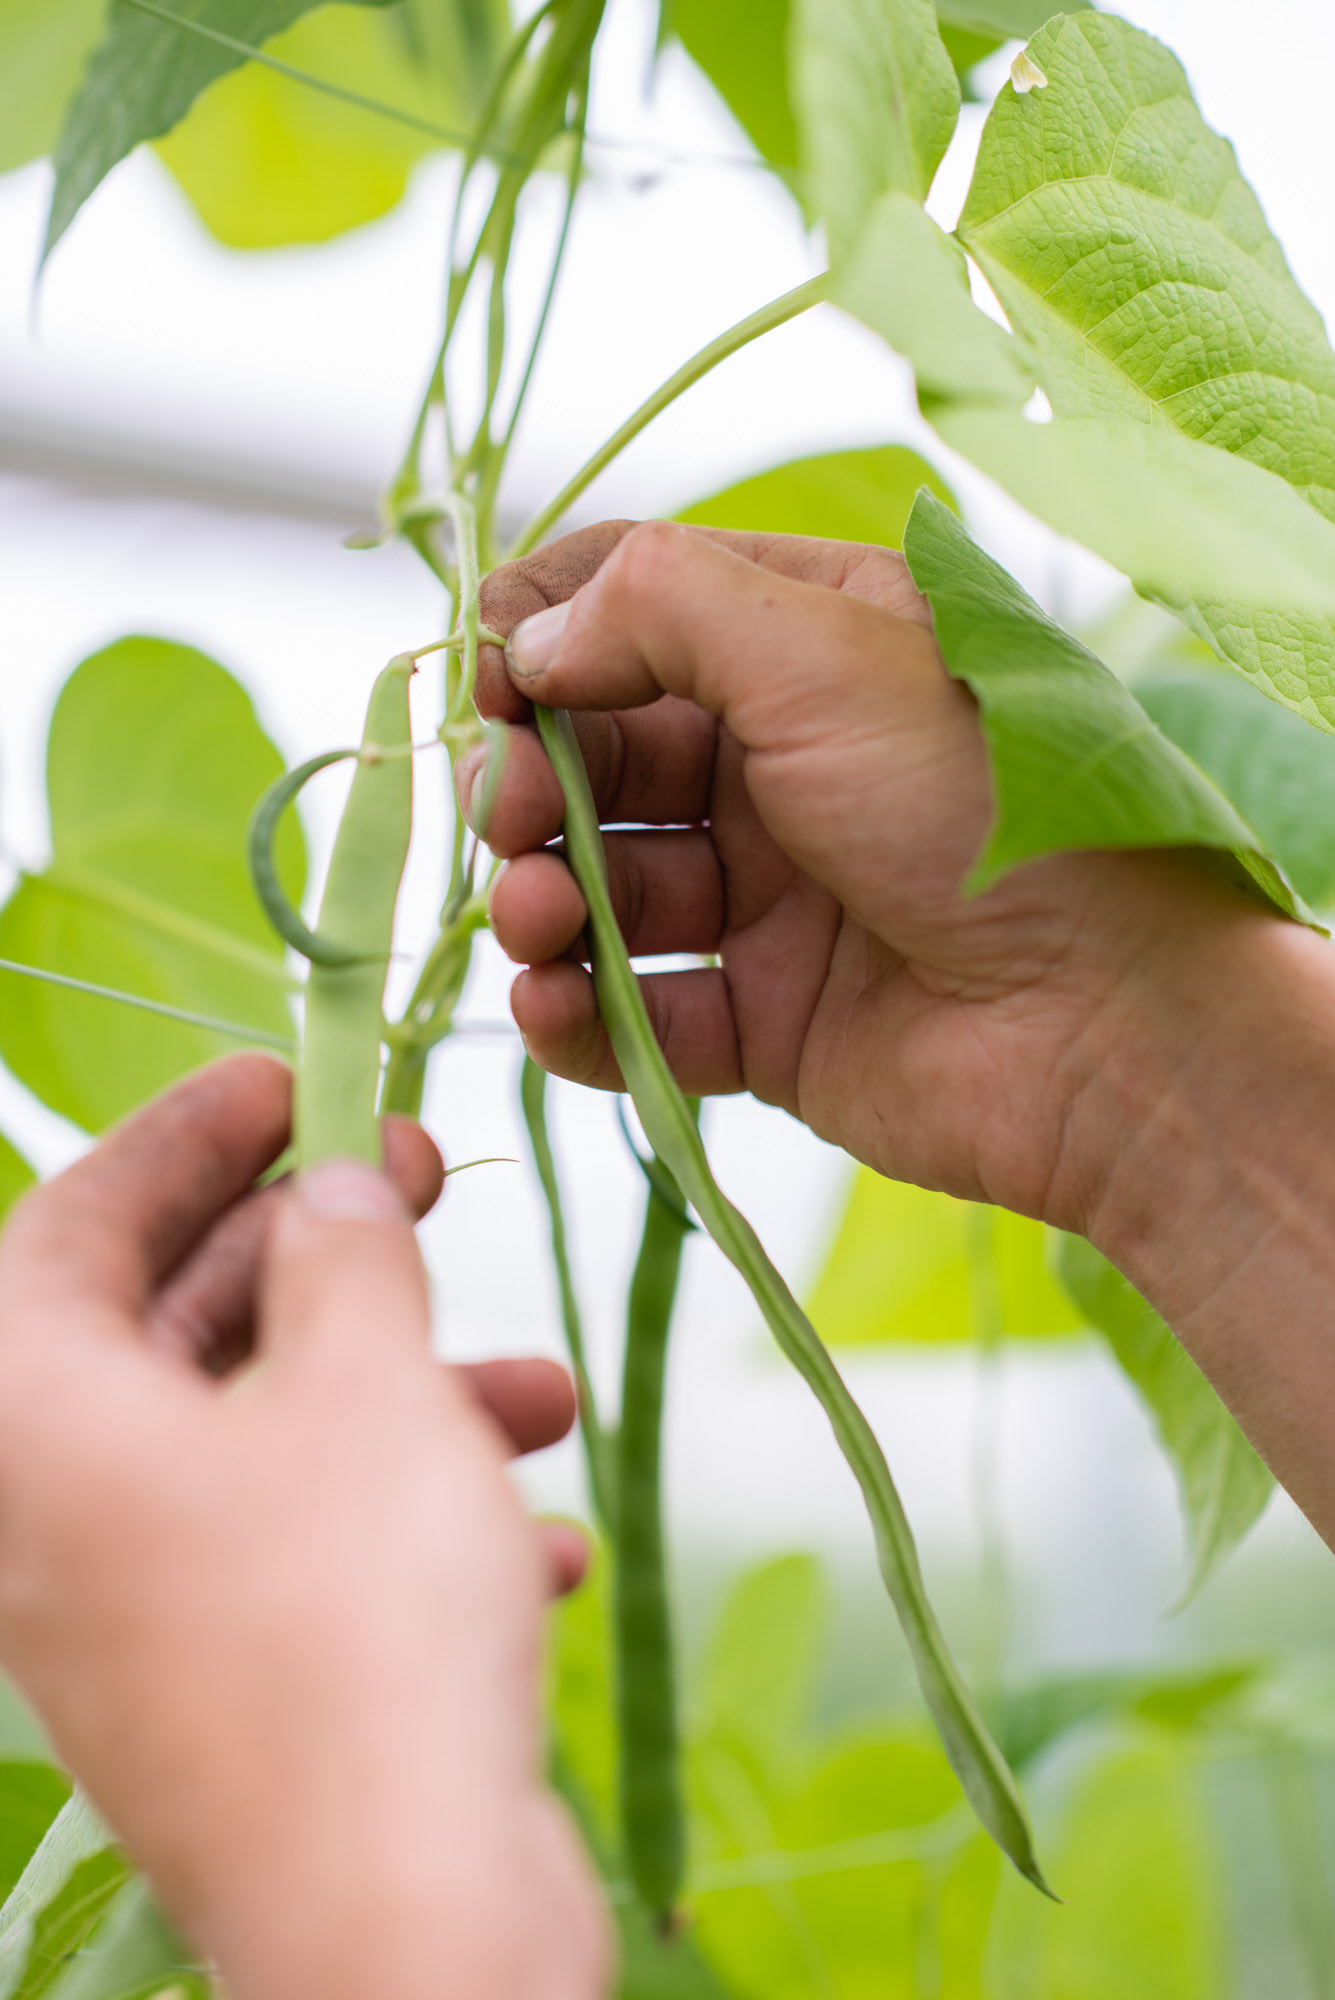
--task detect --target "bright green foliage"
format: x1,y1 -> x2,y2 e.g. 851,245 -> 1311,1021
1134,664 -> 1335,912
807,1170 -> 1078,1348
0,0 -> 106,174
154,3 -> 470,248
937,0 -> 1088,31
998,1664 -> 1260,1774
47,1878 -> 206,2000
790,0 -> 959,260
0,1772 -> 72,1912
935,27 -> 1000,98
957,12 -> 1335,731
671,0 -> 799,176
902,490 -> 1309,914
0,1792 -> 130,2000
44,0 -> 398,259
673,445 -> 953,548
991,1741 -> 1226,2000
835,192 -> 1034,406
0,637 -> 302,1134
0,1137 -> 35,1228
1055,1234 -> 1274,1601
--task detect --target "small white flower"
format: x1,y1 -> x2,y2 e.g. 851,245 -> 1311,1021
1010,49 -> 1048,94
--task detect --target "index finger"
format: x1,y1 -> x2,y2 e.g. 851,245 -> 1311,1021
0,1054 -> 294,1335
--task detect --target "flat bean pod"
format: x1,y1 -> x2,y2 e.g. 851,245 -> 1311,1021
296,660 -> 415,1167
534,703 -> 1054,1898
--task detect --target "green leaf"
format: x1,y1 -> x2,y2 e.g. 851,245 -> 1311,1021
44,0 -> 398,260
807,1168 -> 1079,1347
790,0 -> 959,259
956,11 -> 1335,730
0,1138 -> 35,1228
0,1793 -> 128,2000
1054,1233 -> 1274,1601
998,1664 -> 1261,1772
154,0 -> 503,249
695,1557 -> 827,1761
671,0 -> 800,176
991,1741 -> 1226,1998
902,488 -> 1312,918
0,1772 -> 72,1914
937,23 -> 1001,98
938,0 -> 1087,33
1132,664 -> 1335,913
835,190 -> 1035,406
672,444 -> 954,548
0,0 -> 107,174
45,1878 -> 205,2000
0,636 -> 303,1134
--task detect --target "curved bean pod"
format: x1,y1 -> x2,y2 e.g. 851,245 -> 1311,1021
296,659 -> 415,1167
248,749 -> 364,968
534,703 -> 1054,1899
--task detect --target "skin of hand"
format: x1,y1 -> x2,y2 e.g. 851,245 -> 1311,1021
463,519 -> 1335,1548
0,1055 -> 610,2000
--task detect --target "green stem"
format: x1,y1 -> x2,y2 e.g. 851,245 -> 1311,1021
508,273 -> 830,559
616,1135 -> 695,1928
297,661 -> 414,1168
534,701 -> 1052,1898
519,1057 -> 614,1524
381,895 -> 489,1118
0,957 -> 294,1050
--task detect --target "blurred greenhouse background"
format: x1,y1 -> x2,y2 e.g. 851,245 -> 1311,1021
5,0 -> 1335,1991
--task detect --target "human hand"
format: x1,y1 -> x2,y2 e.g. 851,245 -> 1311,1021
465,520 -> 1335,1551
0,1055 -> 609,2000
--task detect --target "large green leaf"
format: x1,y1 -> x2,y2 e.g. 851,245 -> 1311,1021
938,0 -> 1088,34
790,0 -> 959,259
902,489 -> 1310,915
1132,664 -> 1335,912
1054,1234 -> 1274,1601
0,0 -> 107,174
991,1741 -> 1225,1998
957,12 -> 1335,731
694,1557 -> 827,1762
672,444 -> 953,548
671,0 -> 800,177
44,0 -> 399,259
0,636 -> 303,1134
807,1169 -> 1078,1347
0,1139 -> 35,1229
0,1772 -> 72,1916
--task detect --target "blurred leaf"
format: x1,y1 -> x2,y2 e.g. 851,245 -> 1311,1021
957,11 -> 1335,733
0,1138 -> 34,1228
807,1170 -> 1077,1347
902,490 -> 1310,919
46,1878 -> 206,2000
1054,1234 -> 1274,1601
548,1545 -> 618,1845
0,1772 -> 72,1913
937,0 -> 1088,33
0,636 -> 303,1134
791,0 -> 959,260
45,0 -> 399,259
673,445 -> 954,548
1132,664 -> 1335,913
695,1558 -> 827,1761
671,0 -> 799,176
991,1741 -> 1225,1998
155,2 -> 495,248
0,0 -> 106,174
0,1792 -> 128,2000
937,24 -> 1000,96
836,192 -> 1035,408
998,1664 -> 1262,1773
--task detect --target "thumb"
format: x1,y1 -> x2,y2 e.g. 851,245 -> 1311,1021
259,1159 -> 430,1376
503,519 -> 946,758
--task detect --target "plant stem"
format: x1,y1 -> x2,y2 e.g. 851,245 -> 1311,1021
0,957 -> 294,1050
616,1135 -> 695,1928
508,273 -> 830,559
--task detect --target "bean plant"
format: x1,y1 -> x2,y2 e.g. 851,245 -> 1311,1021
2,0 -> 1335,1990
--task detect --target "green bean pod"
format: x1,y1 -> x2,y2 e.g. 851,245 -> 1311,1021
296,659 -> 414,1168
248,749 -> 364,967
534,703 -> 1054,1898
616,1141 -> 694,1929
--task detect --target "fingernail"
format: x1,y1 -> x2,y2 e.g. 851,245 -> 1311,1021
297,1159 -> 407,1222
505,601 -> 570,681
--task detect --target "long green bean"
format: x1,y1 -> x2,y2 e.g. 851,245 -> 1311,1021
534,703 -> 1054,1897
296,659 -> 414,1167
615,1132 -> 695,1928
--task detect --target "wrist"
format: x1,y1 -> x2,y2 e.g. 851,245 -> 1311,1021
1059,872 -> 1335,1537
